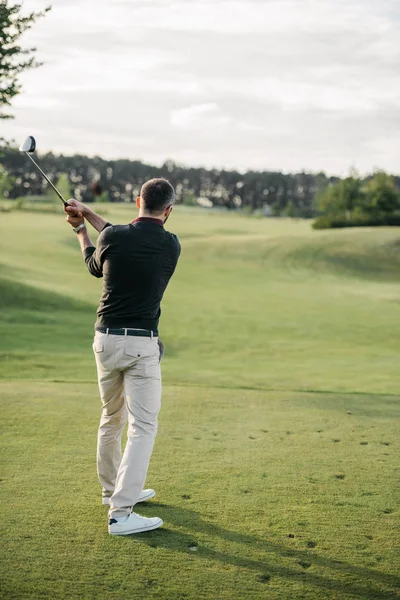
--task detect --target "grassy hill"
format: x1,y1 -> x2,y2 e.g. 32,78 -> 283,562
0,205 -> 399,599
1,206 -> 399,393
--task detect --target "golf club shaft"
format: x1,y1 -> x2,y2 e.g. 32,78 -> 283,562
25,152 -> 68,206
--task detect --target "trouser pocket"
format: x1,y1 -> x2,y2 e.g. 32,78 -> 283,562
123,337 -> 160,375
93,340 -> 104,353
158,339 -> 165,362
93,333 -> 115,370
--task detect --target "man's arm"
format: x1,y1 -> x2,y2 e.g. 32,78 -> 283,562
65,199 -> 111,233
75,227 -> 95,254
65,212 -> 104,278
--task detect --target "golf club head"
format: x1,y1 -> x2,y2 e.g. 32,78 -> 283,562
19,136 -> 36,153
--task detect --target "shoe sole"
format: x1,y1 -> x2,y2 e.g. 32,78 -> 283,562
102,490 -> 156,506
109,518 -> 163,536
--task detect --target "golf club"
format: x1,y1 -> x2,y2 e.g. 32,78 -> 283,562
19,136 -> 69,206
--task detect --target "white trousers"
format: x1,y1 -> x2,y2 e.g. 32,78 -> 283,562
93,331 -> 161,518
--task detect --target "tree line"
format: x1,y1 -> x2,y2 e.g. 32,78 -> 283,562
0,142 -> 338,217
2,143 -> 400,224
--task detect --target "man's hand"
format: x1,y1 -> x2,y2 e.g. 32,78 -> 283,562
65,213 -> 85,228
65,199 -> 89,217
64,199 -> 85,228
64,199 -> 110,233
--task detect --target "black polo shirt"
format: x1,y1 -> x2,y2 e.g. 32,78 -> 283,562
84,217 -> 181,334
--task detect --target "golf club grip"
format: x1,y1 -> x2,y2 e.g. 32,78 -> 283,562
25,153 -> 68,205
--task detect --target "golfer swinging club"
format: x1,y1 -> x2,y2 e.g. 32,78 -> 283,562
64,179 -> 181,535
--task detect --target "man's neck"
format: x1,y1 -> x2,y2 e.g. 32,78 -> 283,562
138,211 -> 165,222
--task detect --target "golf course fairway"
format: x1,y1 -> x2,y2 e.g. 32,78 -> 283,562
0,205 -> 399,599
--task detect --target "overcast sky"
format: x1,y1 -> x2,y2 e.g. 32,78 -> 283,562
2,0 -> 399,175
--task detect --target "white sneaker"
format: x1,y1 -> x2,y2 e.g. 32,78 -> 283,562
102,488 -> 155,506
108,512 -> 163,535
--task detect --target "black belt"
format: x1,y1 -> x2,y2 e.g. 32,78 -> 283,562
95,327 -> 155,338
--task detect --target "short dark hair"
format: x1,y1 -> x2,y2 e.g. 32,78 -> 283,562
140,178 -> 175,214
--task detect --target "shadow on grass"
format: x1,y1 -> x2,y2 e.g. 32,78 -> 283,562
130,503 -> 399,599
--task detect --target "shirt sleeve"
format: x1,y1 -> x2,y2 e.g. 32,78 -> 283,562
164,234 -> 181,277
83,226 -> 113,278
84,246 -> 103,278
172,234 -> 181,260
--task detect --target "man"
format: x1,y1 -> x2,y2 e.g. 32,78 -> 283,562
64,178 -> 181,535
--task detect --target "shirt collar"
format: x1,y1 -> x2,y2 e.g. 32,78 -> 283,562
131,216 -> 164,227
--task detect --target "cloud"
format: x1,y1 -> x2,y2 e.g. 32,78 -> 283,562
2,0 -> 399,174
170,103 -> 232,129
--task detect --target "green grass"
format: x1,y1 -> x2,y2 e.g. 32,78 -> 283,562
0,205 -> 399,599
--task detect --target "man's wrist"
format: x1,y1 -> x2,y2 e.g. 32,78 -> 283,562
73,223 -> 87,234
82,205 -> 93,217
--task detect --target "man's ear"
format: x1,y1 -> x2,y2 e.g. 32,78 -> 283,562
165,206 -> 173,218
136,196 -> 141,209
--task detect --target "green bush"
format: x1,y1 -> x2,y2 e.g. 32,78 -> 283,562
314,171 -> 400,229
313,212 -> 400,229
182,191 -> 198,206
14,198 -> 24,211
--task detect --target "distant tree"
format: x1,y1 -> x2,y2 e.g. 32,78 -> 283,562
317,171 -> 400,219
0,164 -> 13,198
317,175 -> 362,216
362,172 -> 400,218
0,1 -> 50,119
313,170 -> 400,229
284,199 -> 296,218
52,173 -> 71,202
